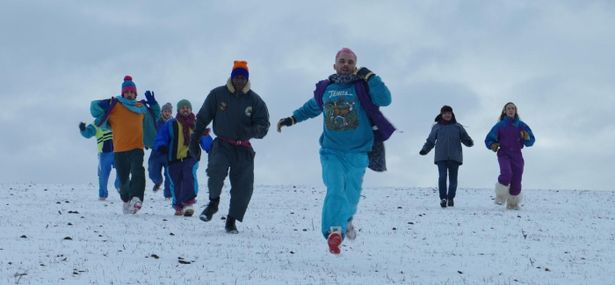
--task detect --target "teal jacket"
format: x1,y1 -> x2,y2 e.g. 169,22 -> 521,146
90,96 -> 160,149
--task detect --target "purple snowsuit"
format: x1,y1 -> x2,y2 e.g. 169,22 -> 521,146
484,117 -> 535,195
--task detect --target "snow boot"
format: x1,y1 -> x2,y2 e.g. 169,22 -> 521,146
199,198 -> 220,222
182,205 -> 195,217
506,194 -> 522,210
327,226 -> 343,255
152,183 -> 161,192
225,215 -> 238,234
346,220 -> 357,241
495,183 -> 510,205
440,199 -> 447,208
447,198 -> 454,207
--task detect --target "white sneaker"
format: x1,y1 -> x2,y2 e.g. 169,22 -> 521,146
130,197 -> 142,214
122,202 -> 132,214
494,182 -> 510,205
346,220 -> 357,241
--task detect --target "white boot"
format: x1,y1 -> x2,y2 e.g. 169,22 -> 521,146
494,183 -> 510,205
506,194 -> 522,210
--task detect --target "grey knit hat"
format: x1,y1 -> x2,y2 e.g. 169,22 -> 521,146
162,102 -> 173,112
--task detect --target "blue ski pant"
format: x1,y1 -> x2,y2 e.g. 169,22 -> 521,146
98,152 -> 120,198
148,150 -> 171,198
319,149 -> 368,239
168,157 -> 199,209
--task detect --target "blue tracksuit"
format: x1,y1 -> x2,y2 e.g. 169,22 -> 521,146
293,75 -> 391,239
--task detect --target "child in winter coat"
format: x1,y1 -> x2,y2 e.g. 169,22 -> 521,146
420,105 -> 473,208
154,99 -> 213,216
79,122 -> 120,200
148,102 -> 174,198
484,102 -> 535,210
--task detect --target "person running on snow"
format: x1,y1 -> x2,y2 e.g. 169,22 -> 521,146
419,105 -> 474,208
277,48 -> 392,255
79,121 -> 121,200
153,99 -> 213,216
189,60 -> 270,234
484,102 -> 535,210
90,75 -> 160,214
149,102 -> 174,198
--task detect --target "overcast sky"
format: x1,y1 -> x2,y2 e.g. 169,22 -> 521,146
2,1 -> 614,191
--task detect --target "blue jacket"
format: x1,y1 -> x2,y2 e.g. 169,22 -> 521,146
154,118 -> 213,162
421,122 -> 473,164
80,123 -> 114,153
293,75 -> 391,153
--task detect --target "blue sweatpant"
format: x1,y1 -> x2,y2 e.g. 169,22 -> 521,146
319,149 -> 368,239
148,150 -> 171,198
98,152 -> 120,198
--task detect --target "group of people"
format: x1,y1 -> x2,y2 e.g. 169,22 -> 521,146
418,102 -> 535,211
79,47 -> 535,255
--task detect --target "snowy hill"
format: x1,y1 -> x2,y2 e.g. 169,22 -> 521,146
1,184 -> 614,284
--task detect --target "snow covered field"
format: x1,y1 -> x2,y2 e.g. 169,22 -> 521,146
1,183 -> 614,285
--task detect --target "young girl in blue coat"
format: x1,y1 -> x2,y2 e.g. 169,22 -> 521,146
420,105 -> 474,208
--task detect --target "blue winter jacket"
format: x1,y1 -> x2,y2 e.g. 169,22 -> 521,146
292,75 -> 391,153
421,122 -> 473,164
153,119 -> 213,162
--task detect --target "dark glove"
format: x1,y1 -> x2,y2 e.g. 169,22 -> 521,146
277,116 -> 295,132
189,141 -> 201,161
158,146 -> 168,154
79,122 -> 86,132
419,149 -> 428,156
356,67 -> 375,82
490,143 -> 500,152
520,130 -> 529,141
144,90 -> 157,105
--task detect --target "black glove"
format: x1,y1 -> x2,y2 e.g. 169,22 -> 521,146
79,122 -> 86,132
189,141 -> 201,161
144,90 -> 157,105
356,67 -> 375,82
158,146 -> 168,154
277,116 -> 295,132
419,149 -> 428,156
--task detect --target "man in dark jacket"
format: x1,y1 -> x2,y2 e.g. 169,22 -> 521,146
189,60 -> 270,233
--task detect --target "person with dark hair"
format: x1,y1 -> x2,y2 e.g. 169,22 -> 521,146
420,105 -> 474,208
190,60 -> 270,233
484,102 -> 535,210
90,75 -> 160,214
277,48 -> 392,255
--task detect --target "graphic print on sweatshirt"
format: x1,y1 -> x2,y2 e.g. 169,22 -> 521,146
324,90 -> 359,131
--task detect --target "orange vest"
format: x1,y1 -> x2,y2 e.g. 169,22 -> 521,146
108,103 -> 144,152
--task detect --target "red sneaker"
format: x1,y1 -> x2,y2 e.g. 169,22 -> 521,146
327,229 -> 343,255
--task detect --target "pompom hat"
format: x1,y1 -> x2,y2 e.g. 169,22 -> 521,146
121,75 -> 137,95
